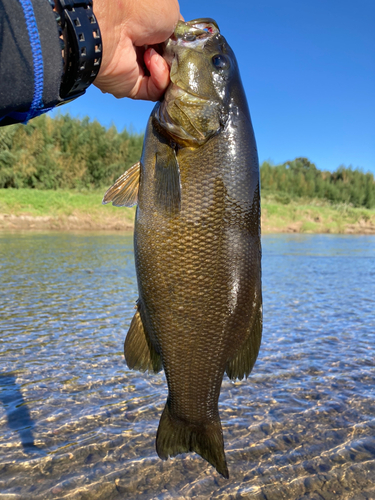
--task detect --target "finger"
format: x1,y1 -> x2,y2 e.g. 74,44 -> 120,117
145,48 -> 170,90
133,48 -> 170,101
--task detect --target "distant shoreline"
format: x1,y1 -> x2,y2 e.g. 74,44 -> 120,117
0,212 -> 134,232
1,212 -> 374,235
1,189 -> 375,234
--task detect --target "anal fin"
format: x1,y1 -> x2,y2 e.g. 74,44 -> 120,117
102,161 -> 140,207
124,302 -> 162,373
226,303 -> 263,381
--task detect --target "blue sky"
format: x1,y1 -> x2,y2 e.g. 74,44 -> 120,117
52,0 -> 375,174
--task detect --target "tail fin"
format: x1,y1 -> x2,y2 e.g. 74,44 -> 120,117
156,403 -> 229,478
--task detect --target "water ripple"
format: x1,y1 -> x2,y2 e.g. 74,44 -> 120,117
0,233 -> 374,499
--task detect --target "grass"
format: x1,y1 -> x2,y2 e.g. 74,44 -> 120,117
0,188 -> 374,234
261,193 -> 375,233
0,188 -> 135,220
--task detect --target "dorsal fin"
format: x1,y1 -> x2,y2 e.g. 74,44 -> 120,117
102,161 -> 141,207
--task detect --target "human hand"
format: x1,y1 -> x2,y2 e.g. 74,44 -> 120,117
92,0 -> 181,101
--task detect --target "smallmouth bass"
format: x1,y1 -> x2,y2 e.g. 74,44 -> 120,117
103,18 -> 262,478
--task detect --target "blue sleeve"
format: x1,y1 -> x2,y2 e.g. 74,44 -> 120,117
0,0 -> 63,126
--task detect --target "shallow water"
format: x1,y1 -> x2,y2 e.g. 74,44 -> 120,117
0,232 -> 374,500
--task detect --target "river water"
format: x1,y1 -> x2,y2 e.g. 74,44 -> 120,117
0,232 -> 374,500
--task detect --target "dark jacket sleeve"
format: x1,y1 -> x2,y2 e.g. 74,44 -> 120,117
0,0 -> 62,126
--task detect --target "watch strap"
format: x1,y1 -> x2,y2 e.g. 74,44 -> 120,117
50,0 -> 102,103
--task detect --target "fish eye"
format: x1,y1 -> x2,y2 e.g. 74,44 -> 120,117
212,54 -> 230,70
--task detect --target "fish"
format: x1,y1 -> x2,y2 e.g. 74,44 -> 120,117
103,18 -> 262,479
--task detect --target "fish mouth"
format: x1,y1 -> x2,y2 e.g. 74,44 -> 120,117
169,81 -> 205,100
157,18 -> 223,146
163,18 -> 220,99
173,18 -> 220,41
163,18 -> 220,67
164,82 -> 211,106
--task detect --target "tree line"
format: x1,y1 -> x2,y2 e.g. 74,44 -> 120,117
260,158 -> 374,208
0,113 -> 143,190
0,114 -> 374,208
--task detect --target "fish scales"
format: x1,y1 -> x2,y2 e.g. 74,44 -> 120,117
136,106 -> 261,415
103,18 -> 262,478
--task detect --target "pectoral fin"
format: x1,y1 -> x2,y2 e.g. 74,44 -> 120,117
226,303 -> 263,381
154,145 -> 181,215
102,161 -> 141,207
124,302 -> 162,374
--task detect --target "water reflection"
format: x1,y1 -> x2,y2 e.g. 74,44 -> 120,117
0,233 -> 374,499
0,373 -> 40,453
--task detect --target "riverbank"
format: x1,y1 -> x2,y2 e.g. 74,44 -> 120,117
0,189 -> 135,232
1,189 -> 375,234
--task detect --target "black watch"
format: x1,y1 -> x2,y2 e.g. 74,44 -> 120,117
49,0 -> 102,104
